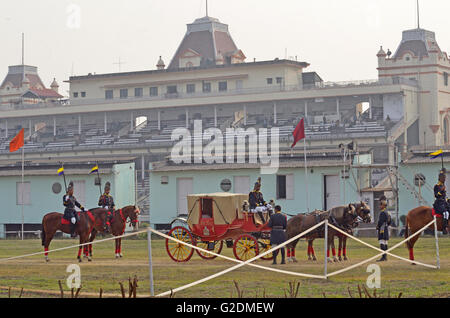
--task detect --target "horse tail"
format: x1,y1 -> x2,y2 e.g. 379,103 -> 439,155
41,216 -> 46,246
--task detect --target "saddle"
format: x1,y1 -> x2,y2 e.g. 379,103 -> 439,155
61,211 -> 95,225
432,208 -> 443,218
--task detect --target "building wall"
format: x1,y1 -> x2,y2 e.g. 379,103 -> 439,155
0,163 -> 135,238
149,165 -> 360,226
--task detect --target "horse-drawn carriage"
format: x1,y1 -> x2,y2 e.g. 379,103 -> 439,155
165,193 -> 274,262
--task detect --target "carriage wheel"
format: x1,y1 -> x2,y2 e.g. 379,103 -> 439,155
233,234 -> 259,261
166,226 -> 195,262
195,240 -> 223,260
258,238 -> 273,261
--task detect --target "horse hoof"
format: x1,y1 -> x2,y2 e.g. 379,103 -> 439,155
338,257 -> 342,262
119,254 -> 123,258
344,257 -> 348,261
293,258 -> 298,263
411,263 -> 416,266
88,258 -> 92,262
115,254 -> 120,259
45,258 -> 50,263
78,259 -> 82,263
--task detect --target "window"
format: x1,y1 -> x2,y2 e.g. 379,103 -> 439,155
203,82 -> 211,93
167,85 -> 177,94
135,88 -> 143,97
218,81 -> 228,92
276,174 -> 294,200
200,198 -> 213,218
161,176 -> 169,184
444,72 -> 449,86
150,87 -> 158,96
80,92 -> 86,98
17,182 -> 31,206
186,84 -> 196,94
105,90 -> 113,99
73,92 -> 79,98
120,89 -> 128,99
267,78 -> 273,85
276,77 -> 283,84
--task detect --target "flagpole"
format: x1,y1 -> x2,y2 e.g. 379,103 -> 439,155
96,163 -> 102,197
304,137 -> 310,213
21,146 -> 24,241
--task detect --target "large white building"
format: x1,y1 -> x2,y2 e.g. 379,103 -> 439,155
0,14 -> 449,229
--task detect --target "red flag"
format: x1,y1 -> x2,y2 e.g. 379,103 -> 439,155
291,118 -> 305,148
9,128 -> 24,153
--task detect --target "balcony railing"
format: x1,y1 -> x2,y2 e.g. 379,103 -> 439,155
0,77 -> 418,112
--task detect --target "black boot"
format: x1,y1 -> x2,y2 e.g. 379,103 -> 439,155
383,244 -> 388,261
280,248 -> 286,264
376,244 -> 386,262
443,218 -> 448,235
70,223 -> 77,238
272,250 -> 278,265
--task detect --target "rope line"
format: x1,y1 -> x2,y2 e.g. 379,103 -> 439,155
328,222 -> 437,269
149,226 -> 325,280
154,220 -> 328,297
326,218 -> 438,277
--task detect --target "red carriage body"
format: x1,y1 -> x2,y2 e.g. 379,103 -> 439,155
165,193 -> 273,262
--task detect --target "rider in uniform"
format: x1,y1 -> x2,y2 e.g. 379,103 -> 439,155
63,181 -> 85,238
376,195 -> 391,262
434,171 -> 449,235
98,182 -> 115,226
248,178 -> 270,224
268,205 -> 287,265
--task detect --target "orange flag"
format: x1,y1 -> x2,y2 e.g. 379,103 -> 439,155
9,128 -> 24,153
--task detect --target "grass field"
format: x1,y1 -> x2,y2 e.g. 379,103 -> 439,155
0,234 -> 449,298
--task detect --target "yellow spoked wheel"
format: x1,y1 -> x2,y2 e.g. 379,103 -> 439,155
233,234 -> 259,261
258,238 -> 273,261
166,226 -> 195,262
195,240 -> 223,260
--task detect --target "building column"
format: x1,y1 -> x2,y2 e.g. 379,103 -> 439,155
29,120 -> 32,137
304,101 -> 308,125
78,115 -> 82,135
186,109 -> 189,129
369,96 -> 373,119
214,106 -> 217,128
158,111 -> 161,130
5,119 -> 8,138
53,117 -> 56,137
244,104 -> 247,126
141,155 -> 145,181
104,113 -> 107,133
131,112 -> 134,132
273,102 -> 277,125
336,98 -> 341,122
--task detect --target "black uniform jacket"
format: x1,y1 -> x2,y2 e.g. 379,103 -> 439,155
249,191 -> 265,210
377,209 -> 391,241
433,182 -> 447,214
98,193 -> 115,210
268,212 -> 287,245
63,194 -> 84,220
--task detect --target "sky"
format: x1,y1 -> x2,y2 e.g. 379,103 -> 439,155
0,0 -> 449,97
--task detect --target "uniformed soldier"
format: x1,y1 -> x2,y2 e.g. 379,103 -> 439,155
248,178 -> 270,224
98,182 -> 115,227
63,181 -> 85,238
434,171 -> 449,235
376,195 -> 391,262
268,205 -> 287,265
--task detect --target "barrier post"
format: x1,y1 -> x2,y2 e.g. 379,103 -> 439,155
433,216 -> 440,269
324,219 -> 328,279
147,227 -> 155,296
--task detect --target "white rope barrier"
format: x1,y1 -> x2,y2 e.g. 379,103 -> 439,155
328,222 -> 438,269
326,219 -> 438,277
154,220 -> 328,297
0,229 -> 147,262
149,226 -> 326,280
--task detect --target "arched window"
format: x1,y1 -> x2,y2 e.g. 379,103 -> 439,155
186,62 -> 193,68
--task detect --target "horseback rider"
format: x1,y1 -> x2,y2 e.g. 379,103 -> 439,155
434,171 -> 449,235
98,182 -> 115,226
248,178 -> 271,224
63,181 -> 85,238
376,195 -> 391,262
268,205 -> 287,265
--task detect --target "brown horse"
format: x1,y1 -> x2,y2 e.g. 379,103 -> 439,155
286,201 -> 371,263
86,206 -> 140,259
41,208 -> 110,262
404,206 -> 447,261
